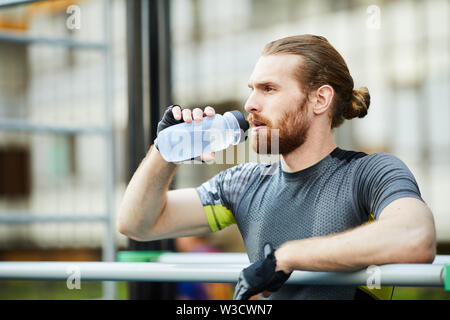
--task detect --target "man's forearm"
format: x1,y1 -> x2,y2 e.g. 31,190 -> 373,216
274,198 -> 436,273
117,145 -> 179,238
275,221 -> 399,273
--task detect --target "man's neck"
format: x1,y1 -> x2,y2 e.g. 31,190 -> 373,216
280,131 -> 337,173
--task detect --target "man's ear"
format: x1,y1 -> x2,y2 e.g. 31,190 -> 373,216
313,85 -> 334,115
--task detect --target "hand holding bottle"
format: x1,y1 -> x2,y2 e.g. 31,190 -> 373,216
154,105 -> 217,162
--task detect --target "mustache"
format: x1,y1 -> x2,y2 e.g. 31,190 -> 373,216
247,114 -> 271,127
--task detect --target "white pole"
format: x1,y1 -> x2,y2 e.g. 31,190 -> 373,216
0,262 -> 444,287
155,253 -> 450,265
102,0 -> 116,300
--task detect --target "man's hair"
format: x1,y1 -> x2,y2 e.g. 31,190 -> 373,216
262,34 -> 370,129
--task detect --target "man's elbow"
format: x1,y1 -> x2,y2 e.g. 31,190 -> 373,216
116,218 -> 132,238
116,209 -> 149,242
409,227 -> 436,264
401,202 -> 437,264
117,219 -> 150,242
116,216 -> 134,239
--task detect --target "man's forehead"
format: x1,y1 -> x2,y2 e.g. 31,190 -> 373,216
248,54 -> 303,85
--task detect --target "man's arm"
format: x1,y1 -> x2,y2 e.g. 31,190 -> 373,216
117,145 -> 212,241
274,197 -> 436,273
117,106 -> 218,241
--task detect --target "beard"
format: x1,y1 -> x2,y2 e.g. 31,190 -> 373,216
248,99 -> 310,155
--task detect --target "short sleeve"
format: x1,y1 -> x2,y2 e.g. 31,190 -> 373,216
195,163 -> 259,231
352,153 -> 424,220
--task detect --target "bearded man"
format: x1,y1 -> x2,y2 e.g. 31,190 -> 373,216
117,35 -> 436,300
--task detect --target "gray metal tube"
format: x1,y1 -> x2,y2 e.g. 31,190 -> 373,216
288,264 -> 444,287
157,252 -> 450,265
158,253 -> 250,264
0,214 -> 107,224
0,119 -> 108,135
0,0 -> 41,8
0,262 -> 444,287
0,33 -> 106,50
432,255 -> 450,265
101,0 -> 116,300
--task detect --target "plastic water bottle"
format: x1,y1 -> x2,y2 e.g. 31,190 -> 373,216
156,110 -> 249,162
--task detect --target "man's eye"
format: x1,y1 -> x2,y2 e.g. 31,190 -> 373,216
264,86 -> 274,92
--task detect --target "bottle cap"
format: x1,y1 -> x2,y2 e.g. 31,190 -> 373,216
229,110 -> 250,143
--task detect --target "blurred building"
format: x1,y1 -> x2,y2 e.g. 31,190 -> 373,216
0,0 -> 448,257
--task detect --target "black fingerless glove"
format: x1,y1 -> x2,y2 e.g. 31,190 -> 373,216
154,105 -> 205,163
154,105 -> 185,151
233,243 -> 292,300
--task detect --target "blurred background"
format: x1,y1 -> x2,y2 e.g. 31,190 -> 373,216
0,0 -> 448,299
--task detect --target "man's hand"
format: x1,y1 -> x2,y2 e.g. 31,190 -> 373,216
233,243 -> 292,300
154,105 -> 216,162
154,105 -> 185,151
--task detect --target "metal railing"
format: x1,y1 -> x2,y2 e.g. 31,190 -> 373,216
0,259 -> 447,289
152,252 -> 450,266
0,0 -> 41,8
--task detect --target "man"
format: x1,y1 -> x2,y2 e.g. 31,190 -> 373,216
117,35 -> 436,300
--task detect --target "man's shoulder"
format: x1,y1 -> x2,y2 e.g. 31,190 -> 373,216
349,150 -> 413,181
332,147 -> 404,166
354,151 -> 406,167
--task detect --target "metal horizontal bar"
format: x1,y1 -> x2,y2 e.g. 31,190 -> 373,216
0,33 -> 107,50
0,119 -> 109,135
0,262 -> 444,287
433,255 -> 450,265
158,252 -> 250,264
0,0 -> 41,8
0,214 -> 108,223
156,252 -> 450,266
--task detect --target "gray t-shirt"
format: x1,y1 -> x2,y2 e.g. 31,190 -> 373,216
195,147 -> 423,300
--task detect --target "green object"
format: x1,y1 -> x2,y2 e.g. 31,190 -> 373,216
445,264 -> 450,291
117,251 -> 169,262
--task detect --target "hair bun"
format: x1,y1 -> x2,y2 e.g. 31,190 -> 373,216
345,87 -> 370,119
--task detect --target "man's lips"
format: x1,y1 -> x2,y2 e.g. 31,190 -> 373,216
251,120 -> 267,127
251,120 -> 268,132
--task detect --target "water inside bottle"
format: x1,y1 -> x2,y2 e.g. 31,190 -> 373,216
158,115 -> 238,162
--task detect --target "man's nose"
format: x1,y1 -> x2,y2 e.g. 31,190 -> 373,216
244,93 -> 260,113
